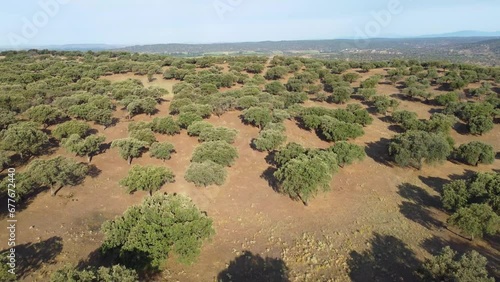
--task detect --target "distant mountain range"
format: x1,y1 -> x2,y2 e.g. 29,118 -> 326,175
1,30 -> 499,52
1,31 -> 499,65
417,30 -> 500,38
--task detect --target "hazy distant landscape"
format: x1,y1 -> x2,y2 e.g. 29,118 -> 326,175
3,35 -> 499,66
117,37 -> 500,65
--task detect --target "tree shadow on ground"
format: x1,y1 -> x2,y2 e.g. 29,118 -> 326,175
364,106 -> 380,116
217,251 -> 290,282
348,233 -> 421,282
447,169 -> 477,181
387,124 -> 405,133
293,118 -> 313,132
40,138 -> 60,158
421,235 -> 500,278
428,107 -> 443,115
418,175 -> 449,194
86,164 -> 102,178
399,202 -> 444,231
0,236 -> 63,279
378,115 -> 392,124
397,183 -> 443,230
364,138 -> 393,167
264,151 -> 278,166
389,92 -> 406,100
76,247 -> 111,270
0,185 -> 46,219
77,247 -> 161,281
397,183 -> 441,208
99,142 -> 111,154
260,166 -> 279,193
452,122 -> 469,135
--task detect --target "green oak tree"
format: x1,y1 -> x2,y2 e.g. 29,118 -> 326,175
27,156 -> 89,196
1,122 -> 49,159
455,141 -> 495,166
120,165 -> 175,196
63,134 -> 106,162
252,129 -> 287,152
191,141 -> 238,167
101,193 -> 214,270
185,161 -> 227,187
149,142 -> 175,162
111,138 -> 148,165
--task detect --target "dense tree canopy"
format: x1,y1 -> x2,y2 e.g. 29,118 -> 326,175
328,141 -> 366,167
441,172 -> 499,239
454,141 -> 495,166
420,246 -> 494,281
101,193 -> 214,270
120,165 -> 175,196
447,204 -> 498,240
274,150 -> 338,205
129,129 -> 157,146
111,138 -> 148,164
0,110 -> 17,130
1,122 -> 50,159
53,120 -> 91,140
27,156 -> 89,196
191,141 -> 238,167
388,131 -> 453,169
187,121 -> 214,137
198,127 -> 238,144
151,116 -> 180,135
252,129 -> 287,152
242,107 -> 272,129
63,134 -> 106,162
274,142 -> 307,167
50,265 -> 139,282
149,142 -> 175,161
185,161 -> 227,187
25,104 -> 66,128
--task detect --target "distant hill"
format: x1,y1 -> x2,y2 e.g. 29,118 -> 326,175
116,37 -> 493,54
418,30 -> 500,38
2,35 -> 500,65
113,37 -> 500,65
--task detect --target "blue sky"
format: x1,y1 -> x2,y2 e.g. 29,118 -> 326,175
1,0 -> 499,46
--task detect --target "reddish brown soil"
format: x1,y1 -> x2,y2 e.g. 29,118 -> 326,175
2,68 -> 499,281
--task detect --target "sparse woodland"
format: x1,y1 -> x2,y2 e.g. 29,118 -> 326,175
0,50 -> 498,281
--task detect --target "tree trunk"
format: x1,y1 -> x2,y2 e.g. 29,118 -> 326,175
128,156 -> 132,165
88,155 -> 93,163
50,186 -> 55,196
149,190 -> 153,196
298,194 -> 308,206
